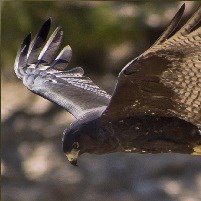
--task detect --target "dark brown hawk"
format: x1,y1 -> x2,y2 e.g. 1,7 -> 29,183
15,4 -> 201,166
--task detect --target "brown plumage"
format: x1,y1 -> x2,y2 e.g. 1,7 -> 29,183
103,4 -> 201,128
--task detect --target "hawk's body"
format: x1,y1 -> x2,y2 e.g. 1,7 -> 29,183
14,4 -> 201,165
65,110 -> 201,156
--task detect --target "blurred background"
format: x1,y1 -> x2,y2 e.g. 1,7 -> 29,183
1,1 -> 201,201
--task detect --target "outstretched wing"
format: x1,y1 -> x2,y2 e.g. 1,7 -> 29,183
103,4 -> 201,128
14,19 -> 111,119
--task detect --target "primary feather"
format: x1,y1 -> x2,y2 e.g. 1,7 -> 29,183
14,18 -> 111,119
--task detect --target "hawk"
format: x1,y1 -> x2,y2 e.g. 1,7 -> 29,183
14,4 -> 201,166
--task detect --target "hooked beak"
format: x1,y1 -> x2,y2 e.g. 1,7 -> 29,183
70,160 -> 78,166
66,149 -> 80,166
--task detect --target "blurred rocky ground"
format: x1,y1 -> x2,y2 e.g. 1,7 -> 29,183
1,1 -> 201,201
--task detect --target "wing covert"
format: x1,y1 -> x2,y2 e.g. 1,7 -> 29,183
103,4 -> 201,128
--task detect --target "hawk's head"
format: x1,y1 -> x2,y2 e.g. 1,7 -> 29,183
62,118 -> 100,166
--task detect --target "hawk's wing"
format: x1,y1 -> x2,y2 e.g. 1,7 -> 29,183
14,19 -> 111,119
103,4 -> 201,128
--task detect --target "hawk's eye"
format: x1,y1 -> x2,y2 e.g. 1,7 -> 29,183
72,142 -> 79,149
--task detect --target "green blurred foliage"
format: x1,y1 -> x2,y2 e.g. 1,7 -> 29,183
1,1 -> 197,79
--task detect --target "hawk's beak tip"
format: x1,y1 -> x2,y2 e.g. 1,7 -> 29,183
70,160 -> 78,166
